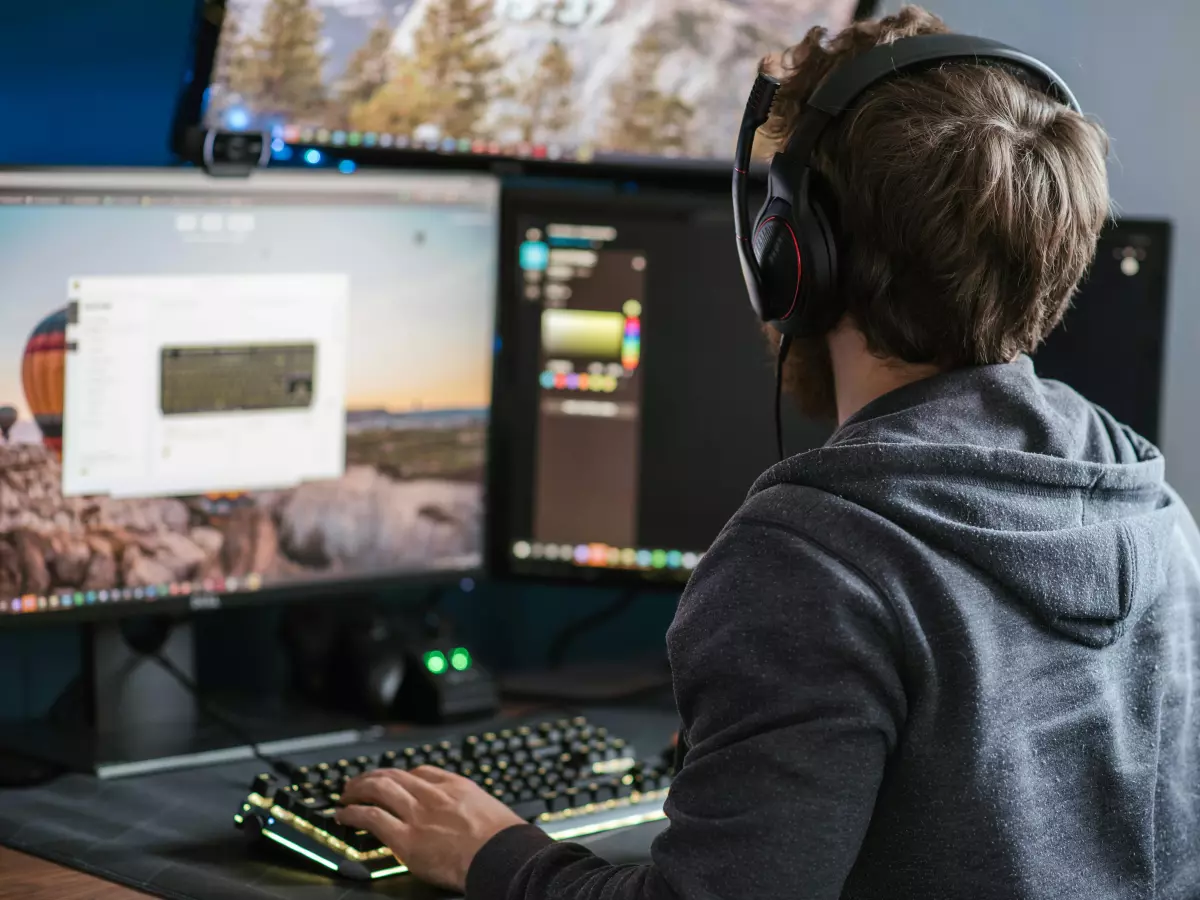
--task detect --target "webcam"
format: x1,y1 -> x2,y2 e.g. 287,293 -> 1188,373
201,129 -> 270,177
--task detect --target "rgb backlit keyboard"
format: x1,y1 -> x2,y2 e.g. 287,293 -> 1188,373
234,716 -> 673,880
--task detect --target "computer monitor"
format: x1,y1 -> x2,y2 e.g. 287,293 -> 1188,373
490,183 -> 833,585
0,168 -> 499,625
492,192 -> 1171,586
184,0 -> 869,172
1032,219 -> 1171,443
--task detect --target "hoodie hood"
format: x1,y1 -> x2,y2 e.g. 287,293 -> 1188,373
751,357 -> 1175,648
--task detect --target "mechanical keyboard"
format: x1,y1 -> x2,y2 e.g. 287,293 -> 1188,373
234,715 -> 674,880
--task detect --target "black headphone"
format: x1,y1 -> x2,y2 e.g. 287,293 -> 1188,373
733,34 -> 1082,338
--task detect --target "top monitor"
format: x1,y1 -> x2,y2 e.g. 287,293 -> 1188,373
200,0 -> 862,170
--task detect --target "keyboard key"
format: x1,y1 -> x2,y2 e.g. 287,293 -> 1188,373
311,809 -> 346,841
348,829 -> 378,852
510,798 -> 546,821
561,787 -> 583,809
275,787 -> 301,813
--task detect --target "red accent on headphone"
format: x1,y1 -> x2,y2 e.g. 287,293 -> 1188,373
755,216 -> 802,321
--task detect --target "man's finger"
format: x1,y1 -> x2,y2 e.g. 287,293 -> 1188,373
341,772 -> 418,820
336,804 -> 410,854
407,765 -> 457,784
389,767 -> 447,803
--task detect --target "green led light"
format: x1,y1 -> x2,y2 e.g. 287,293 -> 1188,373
450,647 -> 472,671
651,550 -> 668,569
545,808 -> 668,842
424,650 -> 448,675
261,829 -> 339,872
371,864 -> 410,878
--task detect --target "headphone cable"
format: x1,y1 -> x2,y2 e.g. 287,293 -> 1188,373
147,646 -> 291,778
775,333 -> 793,462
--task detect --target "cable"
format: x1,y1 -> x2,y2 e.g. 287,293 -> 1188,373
772,336 -> 792,465
148,648 -> 291,778
547,589 -> 640,669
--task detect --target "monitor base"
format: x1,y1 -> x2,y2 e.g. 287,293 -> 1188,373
0,617 -> 375,779
0,708 -> 375,780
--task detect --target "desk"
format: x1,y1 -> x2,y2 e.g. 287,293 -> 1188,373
0,847 -> 150,899
0,707 -> 673,900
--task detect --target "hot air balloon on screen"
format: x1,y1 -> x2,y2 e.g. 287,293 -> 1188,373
21,307 -> 67,457
0,407 -> 16,441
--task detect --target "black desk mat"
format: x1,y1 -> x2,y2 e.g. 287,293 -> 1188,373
0,707 -> 674,900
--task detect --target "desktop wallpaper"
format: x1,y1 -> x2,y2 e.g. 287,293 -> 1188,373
0,199 -> 495,607
205,0 -> 859,162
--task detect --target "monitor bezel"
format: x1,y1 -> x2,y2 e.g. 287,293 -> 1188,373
1039,217 -> 1172,444
0,165 -> 499,628
173,0 -> 880,181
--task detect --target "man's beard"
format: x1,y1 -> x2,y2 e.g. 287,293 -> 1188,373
765,328 -> 837,422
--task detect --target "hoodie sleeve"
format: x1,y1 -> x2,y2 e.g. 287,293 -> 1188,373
466,508 -> 907,900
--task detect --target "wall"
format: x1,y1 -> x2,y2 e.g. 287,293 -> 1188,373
881,0 -> 1200,506
0,1 -> 197,166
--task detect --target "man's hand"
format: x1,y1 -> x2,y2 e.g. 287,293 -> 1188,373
337,766 -> 525,892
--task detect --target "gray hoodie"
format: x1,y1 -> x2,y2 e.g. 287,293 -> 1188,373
468,356 -> 1200,900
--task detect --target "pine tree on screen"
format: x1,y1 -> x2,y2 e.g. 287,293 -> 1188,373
349,0 -> 506,140
209,7 -> 261,120
515,39 -> 576,145
240,0 -> 327,122
338,18 -> 394,111
601,29 -> 694,157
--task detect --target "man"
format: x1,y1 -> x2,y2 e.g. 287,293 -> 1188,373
337,7 -> 1200,899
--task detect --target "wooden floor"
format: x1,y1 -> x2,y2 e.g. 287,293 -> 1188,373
0,846 -> 150,899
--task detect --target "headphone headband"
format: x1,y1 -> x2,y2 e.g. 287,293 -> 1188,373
807,34 -> 1081,118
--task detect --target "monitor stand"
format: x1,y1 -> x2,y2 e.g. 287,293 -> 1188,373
0,617 -> 376,780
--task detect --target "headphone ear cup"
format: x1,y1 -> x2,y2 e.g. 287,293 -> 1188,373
787,170 -> 840,336
752,198 -> 804,326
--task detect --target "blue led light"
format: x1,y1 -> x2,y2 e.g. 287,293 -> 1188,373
519,241 -> 550,271
225,107 -> 250,131
273,145 -> 293,162
460,577 -> 475,593
271,138 -> 284,152
338,159 -> 356,174
304,149 -> 323,166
